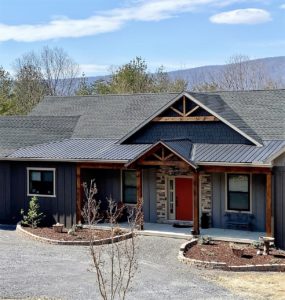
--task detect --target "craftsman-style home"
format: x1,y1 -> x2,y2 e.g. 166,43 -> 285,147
0,91 -> 284,248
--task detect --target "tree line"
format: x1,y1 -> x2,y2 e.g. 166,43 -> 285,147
0,46 -> 283,116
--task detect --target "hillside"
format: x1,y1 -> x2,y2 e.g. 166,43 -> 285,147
85,56 -> 285,89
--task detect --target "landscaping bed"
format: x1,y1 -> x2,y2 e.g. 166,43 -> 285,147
24,227 -> 118,241
184,241 -> 285,266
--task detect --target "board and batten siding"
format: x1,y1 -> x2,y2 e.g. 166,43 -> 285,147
212,173 -> 266,232
81,169 -> 121,211
10,161 -> 77,227
273,153 -> 285,249
142,168 -> 157,223
0,162 -> 11,223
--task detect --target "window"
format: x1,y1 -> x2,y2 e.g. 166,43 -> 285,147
227,174 -> 250,211
122,170 -> 137,204
28,168 -> 56,197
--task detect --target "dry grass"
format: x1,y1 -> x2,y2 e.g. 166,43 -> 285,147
207,272 -> 285,299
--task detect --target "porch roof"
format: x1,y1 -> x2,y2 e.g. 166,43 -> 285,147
7,138 -> 152,162
7,137 -> 284,167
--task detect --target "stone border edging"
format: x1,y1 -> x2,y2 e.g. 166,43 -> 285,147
16,224 -> 133,246
178,239 -> 285,272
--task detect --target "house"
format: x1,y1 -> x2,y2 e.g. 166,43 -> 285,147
0,91 -> 284,247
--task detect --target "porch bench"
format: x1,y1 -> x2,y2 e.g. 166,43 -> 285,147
225,213 -> 255,231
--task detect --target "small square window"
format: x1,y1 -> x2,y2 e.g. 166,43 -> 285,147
227,174 -> 250,211
28,169 -> 55,197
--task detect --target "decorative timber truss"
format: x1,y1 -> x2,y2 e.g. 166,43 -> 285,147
127,142 -> 196,169
153,95 -> 219,122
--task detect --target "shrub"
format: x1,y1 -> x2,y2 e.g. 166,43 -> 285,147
20,196 -> 45,228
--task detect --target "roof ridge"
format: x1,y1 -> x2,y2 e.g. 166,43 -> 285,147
44,92 -> 180,99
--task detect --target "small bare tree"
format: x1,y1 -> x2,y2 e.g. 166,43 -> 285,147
82,179 -> 140,300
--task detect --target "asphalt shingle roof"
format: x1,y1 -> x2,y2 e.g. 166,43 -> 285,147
190,90 -> 285,141
0,90 -> 284,162
30,93 -> 178,139
0,116 -> 79,156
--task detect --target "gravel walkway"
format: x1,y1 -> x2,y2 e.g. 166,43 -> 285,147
0,225 -> 241,300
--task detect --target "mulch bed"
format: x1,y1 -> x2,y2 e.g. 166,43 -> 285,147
24,227 -> 121,242
185,241 -> 285,266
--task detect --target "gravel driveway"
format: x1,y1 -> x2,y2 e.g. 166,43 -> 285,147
0,226 -> 240,300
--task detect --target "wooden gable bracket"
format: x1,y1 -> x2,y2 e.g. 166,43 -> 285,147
153,95 -> 219,122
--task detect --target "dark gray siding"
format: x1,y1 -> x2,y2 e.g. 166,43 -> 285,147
0,162 -> 11,223
126,122 -> 252,144
143,168 -> 157,223
212,174 -> 225,228
274,166 -> 285,249
212,173 -> 266,231
10,161 -> 76,227
81,169 -> 121,210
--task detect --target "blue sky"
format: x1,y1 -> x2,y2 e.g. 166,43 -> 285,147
0,0 -> 284,76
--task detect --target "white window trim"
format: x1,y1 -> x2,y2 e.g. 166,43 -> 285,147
225,173 -> 252,214
27,167 -> 56,198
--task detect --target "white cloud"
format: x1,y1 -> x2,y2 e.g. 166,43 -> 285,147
210,8 -> 271,24
280,4 -> 285,9
0,0 -> 264,42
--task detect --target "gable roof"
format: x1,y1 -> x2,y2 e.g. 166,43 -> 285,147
29,90 -> 285,146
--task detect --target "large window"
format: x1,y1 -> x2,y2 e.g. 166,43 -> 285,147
122,170 -> 137,204
27,168 -> 56,197
227,174 -> 250,211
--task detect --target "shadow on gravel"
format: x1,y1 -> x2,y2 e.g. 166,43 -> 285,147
0,224 -> 16,231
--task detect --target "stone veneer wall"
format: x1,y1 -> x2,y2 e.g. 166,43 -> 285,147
200,175 -> 212,216
156,169 -> 213,223
156,166 -> 194,222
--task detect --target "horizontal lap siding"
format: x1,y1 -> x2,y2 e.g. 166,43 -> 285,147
274,167 -> 285,249
10,162 -> 76,227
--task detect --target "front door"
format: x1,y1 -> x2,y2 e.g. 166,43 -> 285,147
175,178 -> 193,221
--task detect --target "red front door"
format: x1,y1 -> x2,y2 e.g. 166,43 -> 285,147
175,178 -> 193,221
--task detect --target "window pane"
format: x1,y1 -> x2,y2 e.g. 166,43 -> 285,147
42,171 -> 53,182
123,171 -> 137,204
228,174 -> 250,211
29,169 -> 55,196
31,171 -> 41,181
124,187 -> 137,204
229,175 -> 248,192
228,192 -> 249,210
124,171 -> 137,187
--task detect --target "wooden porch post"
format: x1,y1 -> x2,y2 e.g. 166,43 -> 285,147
193,171 -> 200,235
136,169 -> 143,229
76,165 -> 82,224
266,173 -> 272,237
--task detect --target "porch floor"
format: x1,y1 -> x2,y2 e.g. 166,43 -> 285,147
96,222 -> 264,243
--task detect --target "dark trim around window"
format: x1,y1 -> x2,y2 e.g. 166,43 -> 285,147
122,170 -> 137,204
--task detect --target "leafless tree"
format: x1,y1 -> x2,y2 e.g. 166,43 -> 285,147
191,54 -> 281,92
14,46 -> 79,97
82,179 -> 140,300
